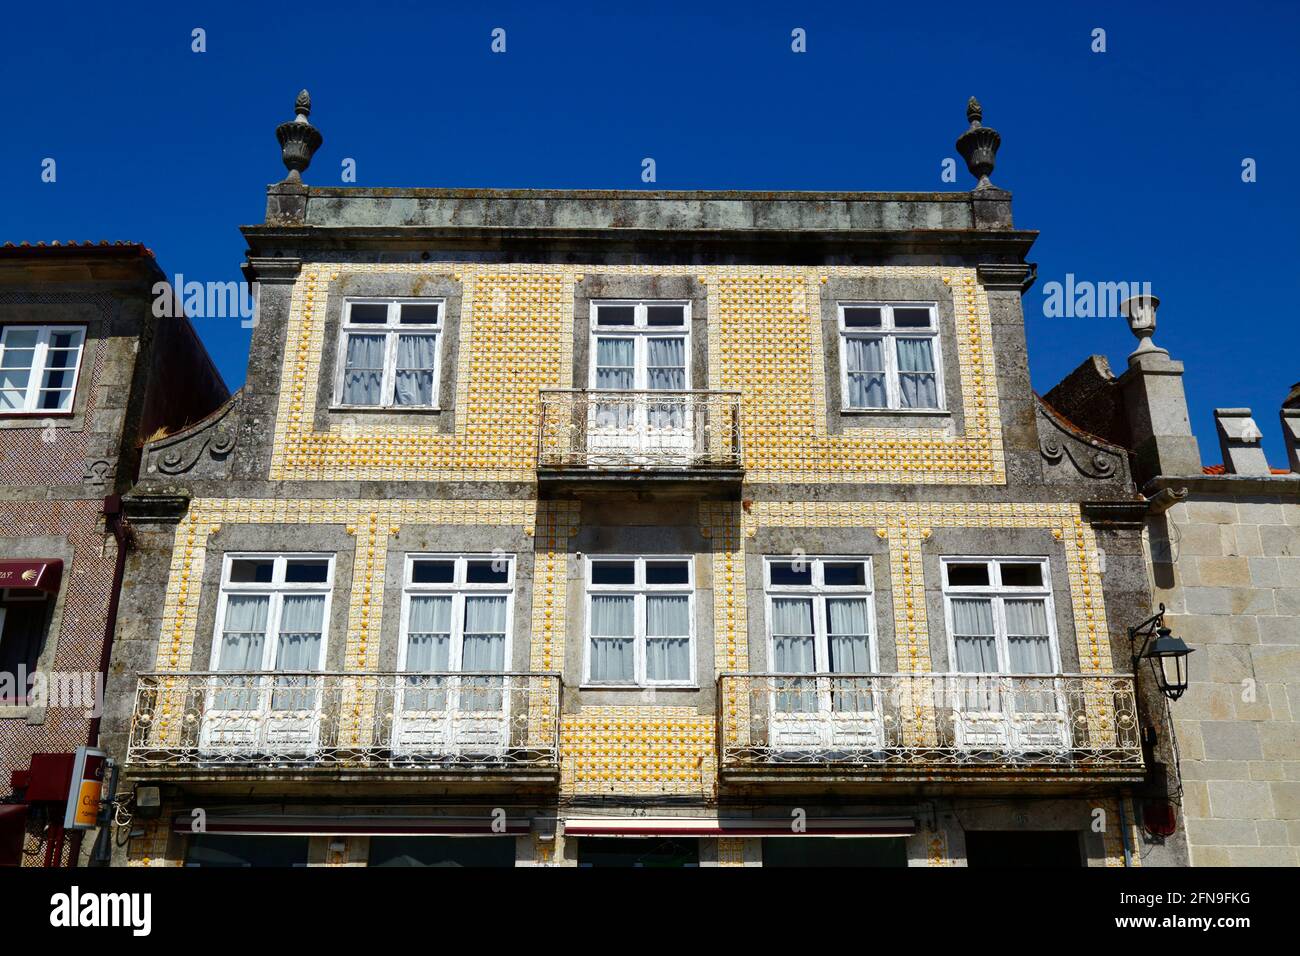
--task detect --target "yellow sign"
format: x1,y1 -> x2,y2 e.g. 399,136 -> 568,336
74,779 -> 102,828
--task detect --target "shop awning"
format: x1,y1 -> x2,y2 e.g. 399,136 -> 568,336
0,559 -> 62,594
170,814 -> 529,836
561,815 -> 916,837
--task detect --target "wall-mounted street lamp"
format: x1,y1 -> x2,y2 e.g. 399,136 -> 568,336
1130,604 -> 1194,702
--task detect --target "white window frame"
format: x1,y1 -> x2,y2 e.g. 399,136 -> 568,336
398,553 -> 516,674
0,324 -> 86,415
588,300 -> 691,391
763,556 -> 877,673
333,298 -> 445,409
836,302 -> 944,411
940,557 -> 1060,675
208,553 -> 335,672
583,555 -> 696,688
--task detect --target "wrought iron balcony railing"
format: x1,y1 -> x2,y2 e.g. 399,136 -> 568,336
126,672 -> 561,772
537,388 -> 743,471
717,673 -> 1143,777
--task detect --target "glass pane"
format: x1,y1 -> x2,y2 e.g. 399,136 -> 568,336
411,560 -> 455,584
946,563 -> 990,587
591,561 -> 635,585
40,366 -> 75,390
1004,598 -> 1049,636
284,560 -> 329,584
228,559 -> 274,584
769,561 -> 812,586
407,595 -> 453,646
342,333 -> 385,405
594,338 -> 635,390
844,336 -> 884,373
48,330 -> 82,350
771,597 -> 814,644
348,303 -> 388,324
823,562 -> 867,587
2,327 -> 40,348
646,337 -> 686,391
399,303 -> 441,325
589,638 -> 634,682
892,307 -> 933,328
466,559 -> 509,584
218,596 -> 270,664
44,348 -> 80,370
646,638 -> 690,681
589,595 -> 634,635
646,305 -> 686,326
37,389 -> 72,411
950,597 -> 995,635
0,389 -> 26,410
645,561 -> 689,585
394,334 -> 437,407
842,307 -> 882,328
647,595 -> 689,636
1000,563 -> 1044,588
595,305 -> 635,326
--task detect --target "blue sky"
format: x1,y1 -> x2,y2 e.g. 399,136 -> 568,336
4,1 -> 1297,466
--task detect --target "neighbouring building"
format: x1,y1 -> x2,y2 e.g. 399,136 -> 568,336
0,242 -> 228,866
100,93 -> 1186,867
1048,332 -> 1300,867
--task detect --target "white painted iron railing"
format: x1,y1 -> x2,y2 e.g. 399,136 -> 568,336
537,388 -> 743,469
717,673 -> 1142,771
126,672 -> 561,770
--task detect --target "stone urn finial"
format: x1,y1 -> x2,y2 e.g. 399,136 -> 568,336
276,89 -> 323,183
1120,293 -> 1167,364
955,96 -> 1001,190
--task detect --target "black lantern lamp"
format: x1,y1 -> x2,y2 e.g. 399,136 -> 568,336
1130,605 -> 1194,701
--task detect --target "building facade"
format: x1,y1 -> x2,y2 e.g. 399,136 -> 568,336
1049,341 -> 1300,867
0,242 -> 228,866
100,96 -> 1185,867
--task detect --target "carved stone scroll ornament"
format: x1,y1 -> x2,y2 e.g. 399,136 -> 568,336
144,391 -> 241,478
1036,399 -> 1124,481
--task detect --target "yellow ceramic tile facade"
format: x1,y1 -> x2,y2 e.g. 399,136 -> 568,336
744,500 -> 1112,673
150,497 -> 1112,789
267,264 -> 1004,484
149,498 -> 537,747
560,706 -> 717,797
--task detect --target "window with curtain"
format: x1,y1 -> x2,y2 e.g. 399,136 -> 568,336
586,557 -> 694,686
336,299 -> 443,408
837,303 -> 942,411
765,557 -> 875,713
400,555 -> 514,713
591,301 -> 690,434
942,558 -> 1058,680
0,325 -> 85,413
210,555 -> 333,711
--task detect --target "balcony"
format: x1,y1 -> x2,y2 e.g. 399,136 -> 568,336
536,388 -> 743,489
717,673 -> 1144,789
125,672 -> 561,787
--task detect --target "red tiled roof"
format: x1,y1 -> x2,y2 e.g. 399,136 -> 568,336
0,240 -> 155,257
1202,464 -> 1291,475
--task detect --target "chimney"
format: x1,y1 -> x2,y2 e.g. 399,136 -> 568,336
1115,294 -> 1202,482
1215,408 -> 1271,475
